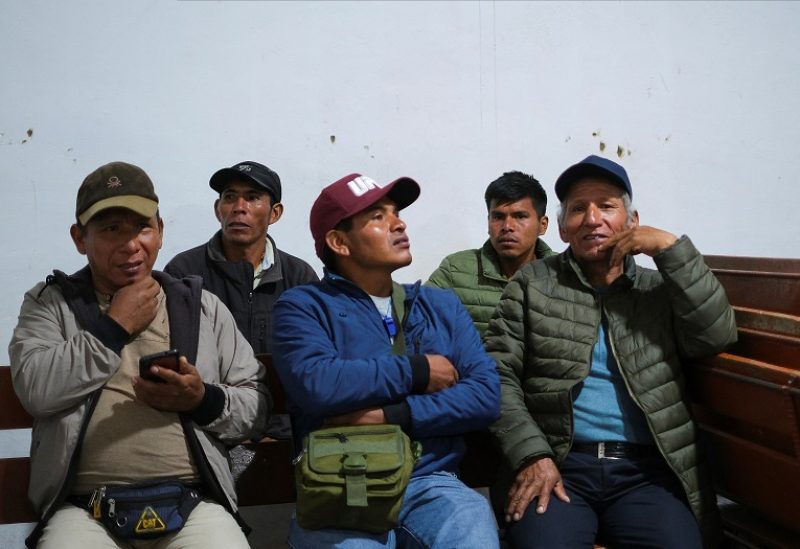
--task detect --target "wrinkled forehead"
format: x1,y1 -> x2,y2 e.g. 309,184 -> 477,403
564,177 -> 627,201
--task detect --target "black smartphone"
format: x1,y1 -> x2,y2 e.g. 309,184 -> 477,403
138,349 -> 180,383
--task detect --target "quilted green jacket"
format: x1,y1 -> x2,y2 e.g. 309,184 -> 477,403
484,236 -> 736,546
426,239 -> 555,337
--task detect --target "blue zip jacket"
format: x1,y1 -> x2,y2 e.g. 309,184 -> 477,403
272,271 -> 500,476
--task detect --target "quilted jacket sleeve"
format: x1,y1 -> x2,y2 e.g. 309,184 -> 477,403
654,236 -> 737,358
484,273 -> 555,471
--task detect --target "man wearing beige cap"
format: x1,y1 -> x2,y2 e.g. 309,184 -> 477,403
9,161 -> 269,548
272,173 -> 501,548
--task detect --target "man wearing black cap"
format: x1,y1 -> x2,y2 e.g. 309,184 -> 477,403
272,173 -> 501,548
165,161 -> 318,356
9,161 -> 268,548
484,156 -> 737,548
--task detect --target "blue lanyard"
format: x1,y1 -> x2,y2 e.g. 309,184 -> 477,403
383,314 -> 397,339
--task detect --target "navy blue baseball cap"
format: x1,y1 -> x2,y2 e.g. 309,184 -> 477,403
554,155 -> 632,201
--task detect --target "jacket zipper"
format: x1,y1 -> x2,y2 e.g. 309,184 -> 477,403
601,300 -> 683,479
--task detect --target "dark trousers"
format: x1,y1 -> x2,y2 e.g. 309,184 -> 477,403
504,452 -> 703,549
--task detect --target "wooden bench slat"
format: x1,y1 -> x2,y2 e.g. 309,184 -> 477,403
734,306 -> 800,339
0,364 -> 33,430
731,327 -> 800,371
0,457 -> 37,524
704,429 -> 800,534
689,355 -> 800,454
706,255 -> 800,316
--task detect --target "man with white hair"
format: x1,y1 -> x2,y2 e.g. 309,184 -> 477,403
485,155 -> 736,548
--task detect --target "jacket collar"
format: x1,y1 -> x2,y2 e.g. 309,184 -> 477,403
562,247 -> 637,292
322,268 -> 421,302
50,267 -> 203,363
207,230 -> 284,286
479,238 -> 556,281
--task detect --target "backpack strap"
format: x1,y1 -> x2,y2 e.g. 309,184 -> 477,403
390,282 -> 407,356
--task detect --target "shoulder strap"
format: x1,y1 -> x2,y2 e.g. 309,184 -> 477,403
154,271 -> 203,365
49,267 -> 105,337
390,282 -> 407,355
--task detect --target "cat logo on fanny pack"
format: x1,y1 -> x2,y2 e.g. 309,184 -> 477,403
135,506 -> 167,533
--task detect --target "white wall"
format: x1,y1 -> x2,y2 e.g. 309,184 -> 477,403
2,0 -> 799,543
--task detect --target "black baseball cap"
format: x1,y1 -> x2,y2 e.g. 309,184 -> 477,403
554,155 -> 632,201
209,161 -> 282,203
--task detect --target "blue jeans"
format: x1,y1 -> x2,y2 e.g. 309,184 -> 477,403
288,471 -> 499,549
504,452 -> 703,549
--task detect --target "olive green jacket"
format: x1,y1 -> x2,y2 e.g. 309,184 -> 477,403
426,239 -> 555,337
484,236 -> 736,546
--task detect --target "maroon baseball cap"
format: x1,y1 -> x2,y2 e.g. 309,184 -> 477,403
310,173 -> 420,259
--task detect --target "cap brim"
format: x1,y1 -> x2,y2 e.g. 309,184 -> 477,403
78,196 -> 159,225
210,168 -> 248,193
385,177 -> 420,210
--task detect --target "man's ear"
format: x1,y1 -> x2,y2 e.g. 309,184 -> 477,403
213,199 -> 222,223
70,224 -> 87,255
539,215 -> 549,236
157,217 -> 164,251
559,222 -> 569,243
325,229 -> 350,258
268,202 -> 284,225
628,210 -> 640,229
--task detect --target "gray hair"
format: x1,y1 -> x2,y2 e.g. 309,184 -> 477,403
557,192 -> 636,227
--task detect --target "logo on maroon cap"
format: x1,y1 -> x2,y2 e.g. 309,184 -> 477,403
346,175 -> 381,196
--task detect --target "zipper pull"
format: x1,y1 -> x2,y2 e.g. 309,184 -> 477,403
108,498 -> 116,518
91,486 -> 105,519
291,449 -> 306,465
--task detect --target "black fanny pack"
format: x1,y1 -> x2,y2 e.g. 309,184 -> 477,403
70,481 -> 201,539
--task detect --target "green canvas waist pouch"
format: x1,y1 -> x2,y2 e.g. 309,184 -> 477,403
295,424 -> 421,533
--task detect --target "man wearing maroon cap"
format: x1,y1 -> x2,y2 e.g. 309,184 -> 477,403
272,173 -> 502,548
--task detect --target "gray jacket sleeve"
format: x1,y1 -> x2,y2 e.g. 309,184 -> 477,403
8,282 -> 123,417
194,291 -> 270,443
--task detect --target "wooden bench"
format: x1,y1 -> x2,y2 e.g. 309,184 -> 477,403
5,254 -> 800,548
0,363 -> 37,525
690,256 -> 800,548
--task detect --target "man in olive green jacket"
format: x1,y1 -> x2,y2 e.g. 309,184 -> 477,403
427,171 -> 555,337
485,156 -> 736,549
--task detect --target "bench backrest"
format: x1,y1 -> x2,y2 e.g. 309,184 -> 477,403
0,364 -> 37,524
690,256 -> 800,535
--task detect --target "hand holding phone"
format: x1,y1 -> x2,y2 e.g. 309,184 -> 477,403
138,349 -> 180,383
